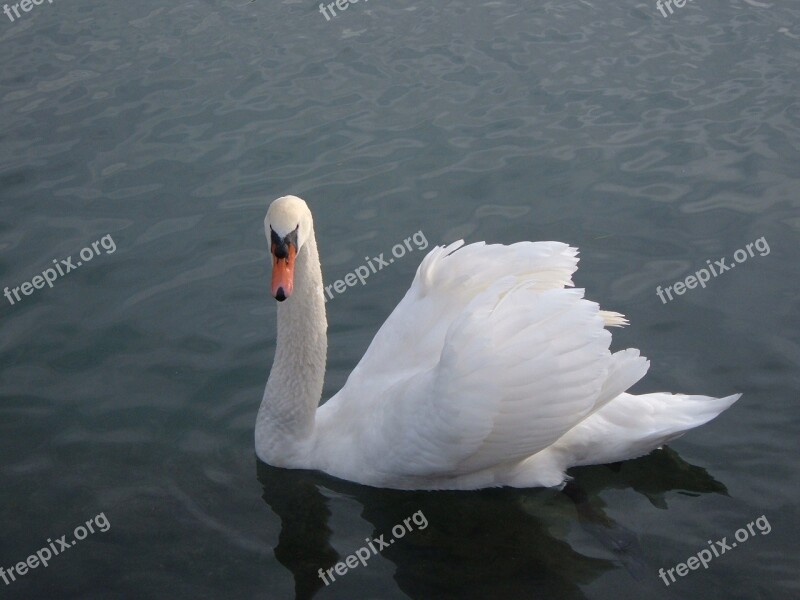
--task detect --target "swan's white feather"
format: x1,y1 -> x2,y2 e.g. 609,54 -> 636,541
337,240 -> 580,390
509,392 -> 742,487
311,240 -> 736,489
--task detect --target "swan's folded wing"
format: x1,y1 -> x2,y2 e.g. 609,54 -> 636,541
343,240 -> 581,395
366,282 -> 620,481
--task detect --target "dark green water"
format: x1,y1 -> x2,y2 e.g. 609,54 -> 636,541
1,1 -> 798,598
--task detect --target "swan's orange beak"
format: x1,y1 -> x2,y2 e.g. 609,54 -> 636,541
271,244 -> 296,302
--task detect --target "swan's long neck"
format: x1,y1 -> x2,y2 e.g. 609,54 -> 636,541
256,230 -> 327,466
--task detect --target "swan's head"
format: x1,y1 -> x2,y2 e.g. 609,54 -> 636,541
265,195 -> 313,302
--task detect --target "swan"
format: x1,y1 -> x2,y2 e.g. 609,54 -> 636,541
256,195 -> 740,490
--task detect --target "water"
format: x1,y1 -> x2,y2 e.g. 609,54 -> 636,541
1,1 -> 798,598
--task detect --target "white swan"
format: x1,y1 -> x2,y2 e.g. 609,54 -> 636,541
256,195 -> 740,490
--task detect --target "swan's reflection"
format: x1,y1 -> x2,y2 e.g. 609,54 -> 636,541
257,447 -> 727,600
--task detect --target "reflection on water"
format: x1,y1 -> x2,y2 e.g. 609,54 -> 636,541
258,447 -> 728,600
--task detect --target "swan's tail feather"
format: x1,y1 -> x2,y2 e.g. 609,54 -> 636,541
509,391 -> 741,488
558,391 -> 742,468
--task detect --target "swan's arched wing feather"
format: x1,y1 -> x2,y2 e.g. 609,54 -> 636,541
343,240 -> 580,393
380,283 -> 618,479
